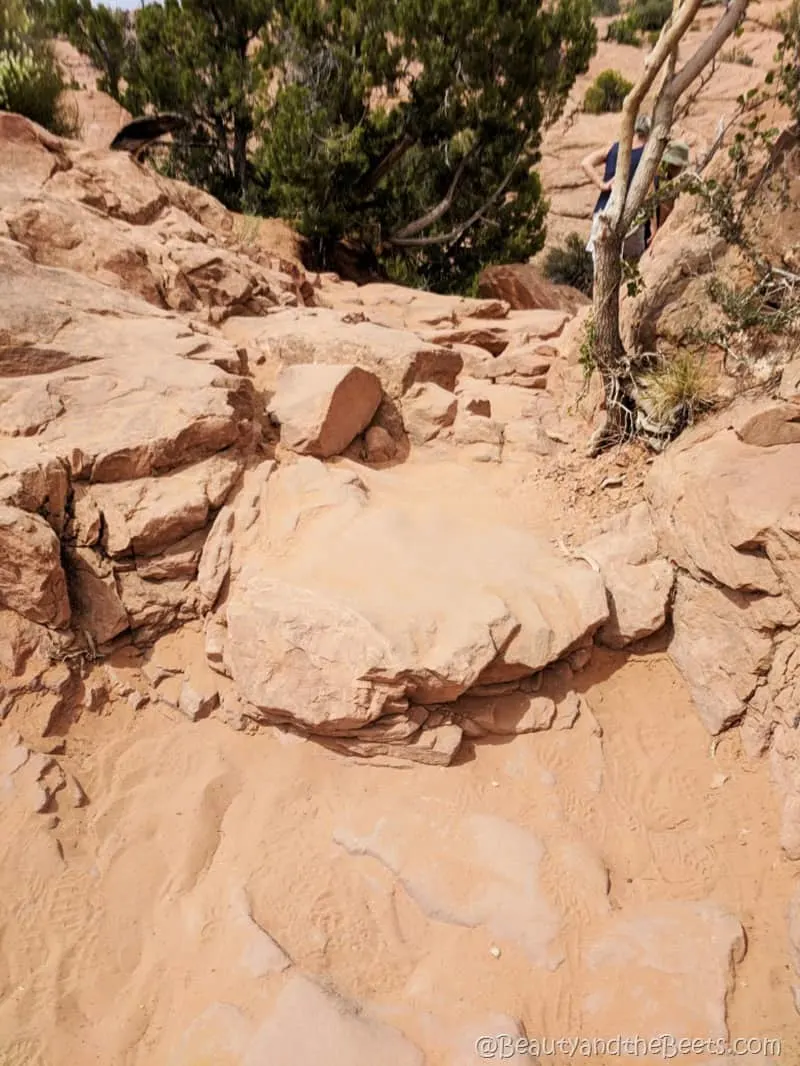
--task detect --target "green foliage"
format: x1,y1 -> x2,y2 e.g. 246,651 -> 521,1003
592,0 -> 620,14
258,0 -> 597,290
629,0 -> 672,32
0,0 -> 73,134
583,68 -> 633,113
605,15 -> 641,44
774,0 -> 800,121
543,232 -> 593,296
40,0 -> 129,99
579,313 -> 597,377
45,0 -> 597,293
685,6 -> 800,346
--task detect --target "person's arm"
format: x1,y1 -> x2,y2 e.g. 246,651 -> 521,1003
581,145 -> 612,193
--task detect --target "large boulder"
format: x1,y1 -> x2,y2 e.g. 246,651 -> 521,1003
200,458 -> 609,754
646,408 -> 800,735
0,506 -> 70,627
268,364 -> 382,458
477,264 -> 590,315
222,308 -> 462,400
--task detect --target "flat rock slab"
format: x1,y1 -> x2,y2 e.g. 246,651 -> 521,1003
580,901 -> 745,1044
207,458 -> 609,739
334,810 -> 609,970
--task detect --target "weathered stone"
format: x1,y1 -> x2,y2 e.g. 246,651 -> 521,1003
477,263 -> 590,314
268,364 -> 382,458
402,382 -> 458,444
0,505 -> 69,627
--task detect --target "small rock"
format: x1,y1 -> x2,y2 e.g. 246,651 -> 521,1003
178,679 -> 220,722
402,382 -> 457,444
710,773 -> 729,790
567,646 -> 592,671
127,690 -> 148,711
489,945 -> 502,959
600,475 -> 624,489
363,425 -> 397,463
66,773 -> 88,808
553,691 -> 581,730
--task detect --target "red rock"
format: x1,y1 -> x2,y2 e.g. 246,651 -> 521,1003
477,264 -> 590,314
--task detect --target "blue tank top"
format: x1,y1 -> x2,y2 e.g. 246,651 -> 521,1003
594,142 -> 645,214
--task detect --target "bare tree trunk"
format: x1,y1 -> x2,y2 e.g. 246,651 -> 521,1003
586,0 -> 751,453
590,222 -> 632,453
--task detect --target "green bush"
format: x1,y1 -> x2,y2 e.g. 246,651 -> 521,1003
584,68 -> 633,113
605,16 -> 641,44
543,233 -> 594,296
592,0 -> 621,15
0,0 -> 73,134
630,0 -> 672,31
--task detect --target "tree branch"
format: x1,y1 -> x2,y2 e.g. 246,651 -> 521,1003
671,0 -> 749,98
390,148 -> 477,241
387,152 -> 521,249
358,132 -> 416,194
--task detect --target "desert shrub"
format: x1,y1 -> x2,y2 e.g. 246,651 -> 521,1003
592,0 -> 620,15
605,16 -> 641,43
543,232 -> 594,296
638,351 -> 716,430
584,68 -> 633,113
0,0 -> 72,134
630,0 -> 672,31
721,46 -> 754,65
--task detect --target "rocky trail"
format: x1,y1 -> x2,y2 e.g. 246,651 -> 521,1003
1,104 -> 799,1066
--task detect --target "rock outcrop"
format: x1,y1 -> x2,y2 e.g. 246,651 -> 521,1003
477,264 -> 590,314
198,458 -> 609,761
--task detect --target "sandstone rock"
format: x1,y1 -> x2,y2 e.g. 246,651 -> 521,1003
669,576 -> 773,734
780,794 -> 800,860
178,678 -> 220,722
477,263 -> 590,314
88,452 -> 243,558
580,901 -> 745,1041
0,610 -> 48,675
222,308 -> 462,400
646,424 -> 800,595
451,413 -> 504,462
241,975 -> 424,1066
0,506 -> 69,627
363,425 -> 397,463
580,504 -> 674,648
213,459 -> 608,746
732,400 -> 800,448
268,364 -> 382,458
335,810 -> 608,969
66,547 -> 129,645
402,382 -> 458,444
454,691 -> 556,737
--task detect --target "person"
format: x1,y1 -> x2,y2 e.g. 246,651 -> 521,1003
652,140 -> 690,234
581,114 -> 652,263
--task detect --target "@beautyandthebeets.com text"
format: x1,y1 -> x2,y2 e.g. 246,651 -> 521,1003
474,1035 -> 783,1060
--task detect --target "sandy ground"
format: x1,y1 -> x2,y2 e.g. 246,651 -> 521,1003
1,447 -> 798,1065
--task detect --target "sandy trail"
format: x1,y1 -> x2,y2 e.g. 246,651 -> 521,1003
1,521 -> 797,1064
